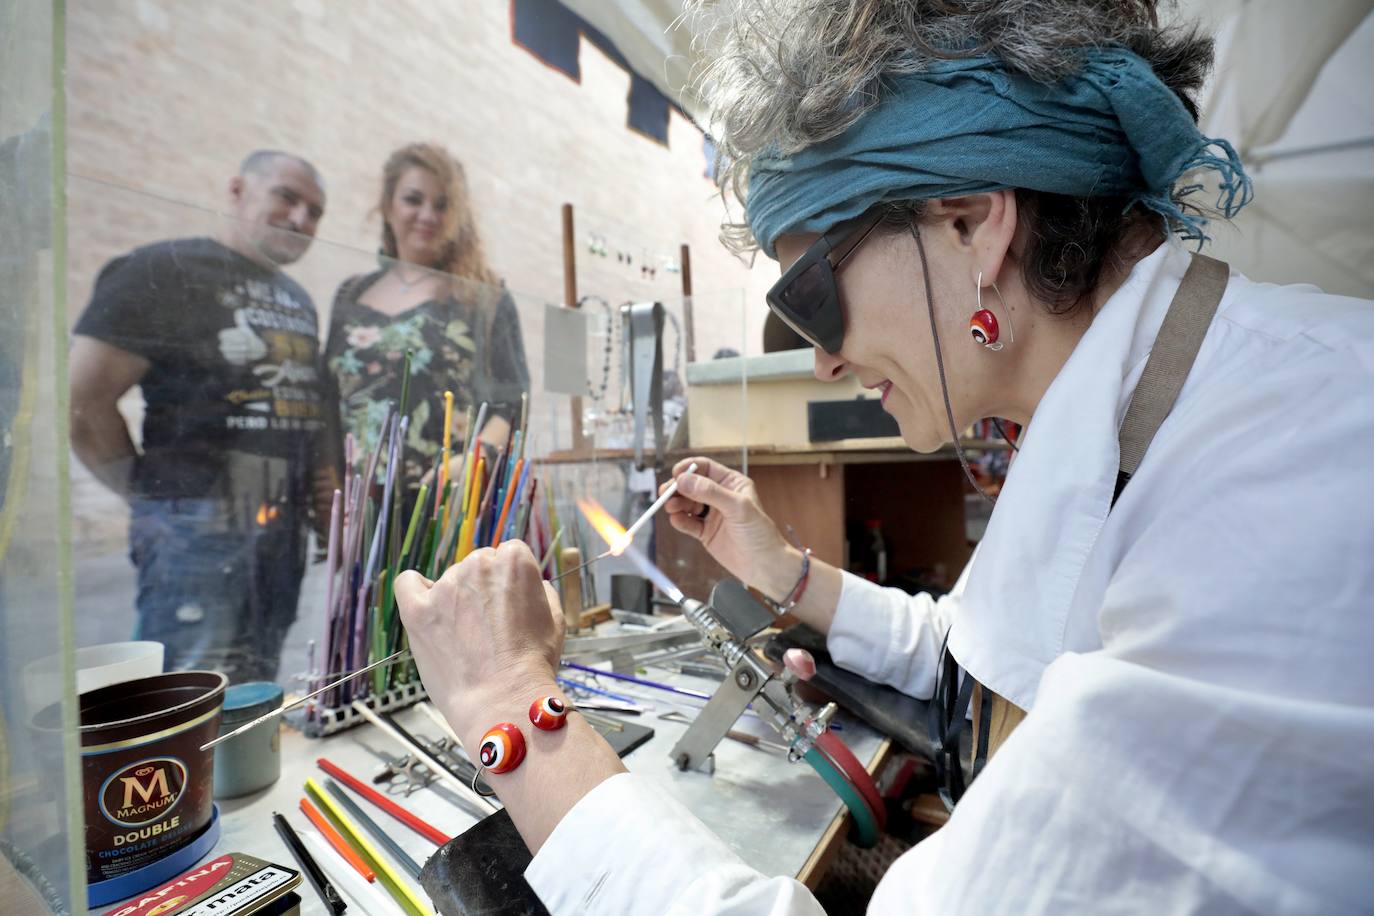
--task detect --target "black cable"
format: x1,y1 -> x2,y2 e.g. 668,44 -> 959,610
991,417 -> 1020,452
910,225 -> 996,503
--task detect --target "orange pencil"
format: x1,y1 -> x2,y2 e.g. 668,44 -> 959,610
493,458 -> 523,546
299,796 -> 376,882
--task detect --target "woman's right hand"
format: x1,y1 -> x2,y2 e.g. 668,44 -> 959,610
661,456 -> 798,597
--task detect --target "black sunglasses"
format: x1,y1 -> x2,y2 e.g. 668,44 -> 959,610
765,213 -> 882,354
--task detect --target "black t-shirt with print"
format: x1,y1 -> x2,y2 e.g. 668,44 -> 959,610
75,237 -> 333,502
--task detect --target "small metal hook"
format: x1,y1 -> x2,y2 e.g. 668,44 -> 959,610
471,763 -> 497,798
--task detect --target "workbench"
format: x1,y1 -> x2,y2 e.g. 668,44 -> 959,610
101,666 -> 888,915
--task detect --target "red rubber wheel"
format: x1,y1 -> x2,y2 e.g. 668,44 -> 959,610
815,729 -> 886,831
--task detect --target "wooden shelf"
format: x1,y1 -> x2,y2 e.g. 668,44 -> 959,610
537,440 -> 1009,468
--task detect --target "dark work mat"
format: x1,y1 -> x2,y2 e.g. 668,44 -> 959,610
596,718 -> 654,758
764,624 -> 969,763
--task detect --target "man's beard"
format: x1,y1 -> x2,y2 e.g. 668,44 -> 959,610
256,224 -> 311,265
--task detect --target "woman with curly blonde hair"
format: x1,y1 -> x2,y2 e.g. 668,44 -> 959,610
394,3 -> 1373,913
325,143 -> 527,490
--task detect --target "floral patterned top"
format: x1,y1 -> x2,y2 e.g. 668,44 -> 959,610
324,270 -> 529,490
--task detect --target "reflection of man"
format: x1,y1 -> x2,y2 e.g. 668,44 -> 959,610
69,150 -> 338,683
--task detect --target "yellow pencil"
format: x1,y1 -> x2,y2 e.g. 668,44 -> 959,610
468,454 -> 490,554
304,777 -> 433,916
456,456 -> 484,561
451,425 -> 484,564
443,402 -> 474,535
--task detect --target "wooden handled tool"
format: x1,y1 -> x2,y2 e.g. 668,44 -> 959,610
560,547 -> 584,635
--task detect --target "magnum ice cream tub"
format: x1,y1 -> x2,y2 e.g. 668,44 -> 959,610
71,671 -> 227,885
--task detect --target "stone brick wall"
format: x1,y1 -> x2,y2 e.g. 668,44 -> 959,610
66,0 -> 774,331
66,0 -> 778,544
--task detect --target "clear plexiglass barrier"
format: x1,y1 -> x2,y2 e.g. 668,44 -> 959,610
64,173 -> 745,698
2,133 -> 747,906
2,0 -> 85,911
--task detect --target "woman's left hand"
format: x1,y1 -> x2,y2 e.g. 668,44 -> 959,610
395,541 -> 565,741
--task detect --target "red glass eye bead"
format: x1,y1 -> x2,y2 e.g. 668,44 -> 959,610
529,696 -> 569,731
477,722 -> 526,774
970,309 -> 1001,348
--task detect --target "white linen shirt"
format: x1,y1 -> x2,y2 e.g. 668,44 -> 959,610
525,242 -> 1374,914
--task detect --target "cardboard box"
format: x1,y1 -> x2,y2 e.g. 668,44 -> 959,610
686,350 -> 899,450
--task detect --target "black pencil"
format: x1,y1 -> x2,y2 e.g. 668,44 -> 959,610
323,778 -> 423,880
273,810 -> 347,915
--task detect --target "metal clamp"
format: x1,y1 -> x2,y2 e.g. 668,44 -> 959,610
669,583 -> 836,773
621,301 -> 665,470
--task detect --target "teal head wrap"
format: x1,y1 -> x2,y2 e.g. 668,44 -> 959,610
745,48 -> 1252,258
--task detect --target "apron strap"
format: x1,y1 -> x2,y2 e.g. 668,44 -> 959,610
1113,253 -> 1230,504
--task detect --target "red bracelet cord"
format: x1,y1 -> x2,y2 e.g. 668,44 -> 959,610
777,547 -> 812,612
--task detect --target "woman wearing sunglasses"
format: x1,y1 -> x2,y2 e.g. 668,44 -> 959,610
395,2 -> 1374,912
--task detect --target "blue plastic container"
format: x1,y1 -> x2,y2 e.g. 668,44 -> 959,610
212,682 -> 284,799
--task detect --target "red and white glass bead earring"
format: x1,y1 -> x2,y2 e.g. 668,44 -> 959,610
529,696 -> 569,731
969,308 -> 1001,348
970,271 -> 1015,351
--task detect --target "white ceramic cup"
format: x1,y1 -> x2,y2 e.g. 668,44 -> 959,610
24,641 -> 165,718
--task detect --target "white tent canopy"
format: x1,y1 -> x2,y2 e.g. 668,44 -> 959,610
1188,0 -> 1374,298
567,0 -> 1374,297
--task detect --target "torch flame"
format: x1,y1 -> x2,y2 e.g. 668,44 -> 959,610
576,498 -> 628,553
575,497 -> 684,604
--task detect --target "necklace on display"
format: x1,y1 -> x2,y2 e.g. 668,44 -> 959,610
393,264 -> 428,291
578,294 -> 615,407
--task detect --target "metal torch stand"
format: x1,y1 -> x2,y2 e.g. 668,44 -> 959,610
670,582 -> 834,774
